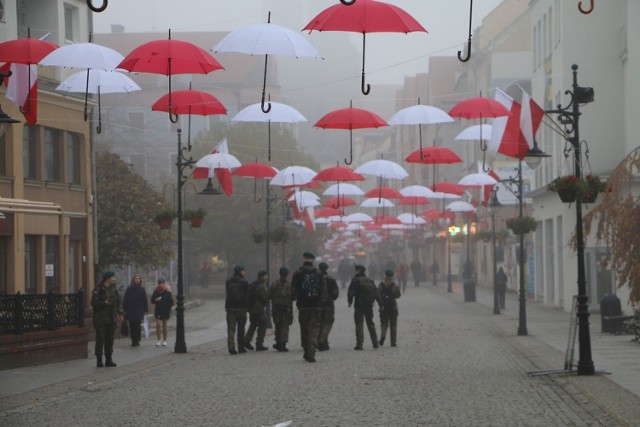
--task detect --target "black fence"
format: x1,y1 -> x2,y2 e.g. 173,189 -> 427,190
0,290 -> 85,334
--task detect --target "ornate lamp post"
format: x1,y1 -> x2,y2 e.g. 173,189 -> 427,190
544,64 -> 595,375
488,188 -> 502,315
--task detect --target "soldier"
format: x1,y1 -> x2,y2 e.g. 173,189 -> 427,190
348,264 -> 384,350
378,269 -> 401,347
225,265 -> 250,355
291,251 -> 325,363
244,270 -> 270,351
317,262 -> 339,351
269,266 -> 294,352
91,271 -> 123,367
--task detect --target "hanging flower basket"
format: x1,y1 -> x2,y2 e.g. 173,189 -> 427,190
476,230 -> 493,243
557,188 -> 578,203
581,175 -> 607,203
183,208 -> 207,228
506,216 -> 537,235
251,227 -> 264,244
547,175 -> 607,204
153,208 -> 176,230
270,226 -> 289,243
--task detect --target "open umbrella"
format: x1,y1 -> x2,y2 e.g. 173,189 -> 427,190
213,11 -> 321,113
193,152 -> 241,175
323,195 -> 356,209
455,124 -> 493,141
55,69 -> 141,133
232,161 -> 278,202
360,198 -> 394,208
400,185 -> 436,198
388,102 -> 454,156
344,212 -> 374,223
354,159 -> 408,180
431,182 -> 465,196
323,183 -> 364,196
314,101 -> 387,164
458,173 -> 498,188
118,30 -> 224,123
397,213 -> 426,225
405,146 -> 463,166
313,165 -> 365,182
270,165 -> 316,187
231,101 -> 307,161
363,186 -> 402,199
303,0 -> 427,95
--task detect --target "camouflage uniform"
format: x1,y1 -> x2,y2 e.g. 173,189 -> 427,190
244,276 -> 270,351
378,278 -> 401,346
225,271 -> 249,354
318,269 -> 339,351
269,275 -> 294,351
91,276 -> 122,366
348,270 -> 383,350
292,260 -> 326,363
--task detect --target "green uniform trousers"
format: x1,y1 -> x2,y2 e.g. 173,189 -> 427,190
94,322 -> 116,357
226,309 -> 247,352
318,307 -> 335,347
271,306 -> 292,345
245,308 -> 267,346
354,306 -> 378,348
379,309 -> 398,345
298,307 -> 322,359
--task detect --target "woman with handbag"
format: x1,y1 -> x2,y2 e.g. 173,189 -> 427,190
122,273 -> 148,347
151,278 -> 174,347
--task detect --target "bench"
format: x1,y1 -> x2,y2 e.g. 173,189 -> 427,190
622,316 -> 640,342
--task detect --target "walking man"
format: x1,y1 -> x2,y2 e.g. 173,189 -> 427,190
269,266 -> 294,352
317,262 -> 339,351
225,265 -> 249,355
91,271 -> 123,367
378,269 -> 401,347
348,265 -> 383,350
244,270 -> 270,351
292,251 -> 326,363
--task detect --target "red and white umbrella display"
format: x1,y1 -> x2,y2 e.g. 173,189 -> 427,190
388,102 -> 454,156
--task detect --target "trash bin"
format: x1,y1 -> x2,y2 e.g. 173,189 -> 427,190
463,279 -> 476,302
600,293 -> 622,333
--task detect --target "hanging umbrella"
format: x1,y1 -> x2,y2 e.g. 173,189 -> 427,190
315,207 -> 342,218
213,11 -> 322,113
388,102 -> 454,155
397,213 -> 426,225
313,165 -> 365,182
374,215 -> 402,225
431,182 -> 465,196
344,212 -> 374,223
405,146 -> 462,165
314,101 -> 387,164
363,186 -> 402,199
231,101 -> 307,160
289,190 -> 322,210
0,29 -> 58,118
354,159 -> 408,180
323,183 -> 364,196
455,124 -> 493,141
232,162 -> 277,179
458,173 -> 498,188
360,198 -> 394,208
193,152 -> 241,174
446,201 -> 476,213
55,69 -> 141,133
323,195 -> 356,208
270,165 -> 317,187
400,185 -> 436,198
398,196 -> 430,207
118,30 -> 224,123
303,0 -> 427,95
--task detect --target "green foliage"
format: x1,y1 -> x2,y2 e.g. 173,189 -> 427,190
153,207 -> 176,222
505,216 -> 537,235
96,152 -> 174,271
182,207 -> 207,220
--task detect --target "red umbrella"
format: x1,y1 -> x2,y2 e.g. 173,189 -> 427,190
399,196 -> 430,206
324,195 -> 356,208
374,215 -> 402,225
316,207 -> 342,218
118,31 -> 224,123
313,165 -> 365,182
364,186 -> 403,199
303,0 -> 427,95
431,182 -> 465,196
232,162 -> 277,179
314,101 -> 388,164
405,147 -> 462,164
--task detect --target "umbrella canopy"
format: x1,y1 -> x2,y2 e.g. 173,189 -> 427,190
354,159 -> 408,180
270,165 -> 317,187
431,182 -> 465,196
55,69 -> 141,133
449,97 -> 512,120
374,215 -> 402,225
313,165 -> 365,182
405,146 -> 463,165
288,190 -> 320,202
323,195 -> 356,208
455,124 -> 493,141
323,183 -> 364,196
118,31 -> 224,123
213,12 -> 321,113
399,196 -> 430,206
344,212 -> 374,223
315,207 -> 342,218
231,101 -> 307,160
232,162 -> 277,179
446,201 -> 476,212
364,186 -> 403,199
458,173 -> 498,188
314,102 -> 388,165
303,0 -> 427,95
388,103 -> 454,154
397,213 -> 426,225
40,42 -> 123,70
400,185 -> 436,198
152,89 -> 227,116
360,198 -> 394,208
194,152 -> 241,175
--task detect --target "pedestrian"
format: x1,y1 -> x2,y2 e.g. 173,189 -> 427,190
269,266 -> 294,352
122,273 -> 148,347
317,261 -> 339,351
337,258 -> 352,289
378,269 -> 401,347
396,259 -> 409,294
431,260 -> 440,286
151,278 -> 173,347
199,262 -> 211,288
348,264 -> 383,350
410,259 -> 423,288
291,251 -> 326,363
225,265 -> 250,355
496,267 -> 508,309
244,270 -> 270,352
91,271 -> 123,367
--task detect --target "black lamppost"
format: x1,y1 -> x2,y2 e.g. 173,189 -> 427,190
446,221 -> 454,293
544,64 -> 595,375
488,188 -> 502,315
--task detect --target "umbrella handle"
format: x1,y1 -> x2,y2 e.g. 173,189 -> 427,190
340,0 -> 356,5
87,0 -> 108,12
169,112 -> 179,124
344,131 -> 353,165
578,0 -> 594,14
481,151 -> 490,173
361,73 -> 370,96
458,0 -> 473,63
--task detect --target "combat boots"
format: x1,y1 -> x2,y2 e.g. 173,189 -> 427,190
105,356 -> 117,367
96,356 -> 104,368
379,336 -> 385,346
255,343 -> 268,351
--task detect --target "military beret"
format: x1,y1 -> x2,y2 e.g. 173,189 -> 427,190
303,251 -> 315,259
385,269 -> 394,277
318,262 -> 329,270
234,265 -> 246,273
258,270 -> 268,277
279,266 -> 289,276
102,271 -> 115,280
354,264 -> 366,272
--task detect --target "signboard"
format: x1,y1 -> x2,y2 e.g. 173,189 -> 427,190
45,264 -> 54,277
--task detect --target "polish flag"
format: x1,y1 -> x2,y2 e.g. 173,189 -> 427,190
489,88 -> 526,159
302,207 -> 316,233
520,88 -> 545,149
1,62 -> 38,125
208,138 -> 233,196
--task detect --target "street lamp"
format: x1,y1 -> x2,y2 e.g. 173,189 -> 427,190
543,64 -> 595,376
489,187 -> 502,315
446,223 -> 458,293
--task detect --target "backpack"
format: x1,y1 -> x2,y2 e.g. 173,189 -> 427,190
381,284 -> 396,309
358,276 -> 378,305
226,277 -> 244,305
247,282 -> 258,307
301,270 -> 322,299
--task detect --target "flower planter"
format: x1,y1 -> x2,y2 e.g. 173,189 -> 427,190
157,219 -> 173,230
557,188 -> 577,203
581,191 -> 598,204
188,216 -> 205,228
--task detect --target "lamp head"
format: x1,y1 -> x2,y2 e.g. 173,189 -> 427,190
198,178 -> 222,196
575,86 -> 594,104
524,139 -> 551,170
0,104 -> 20,138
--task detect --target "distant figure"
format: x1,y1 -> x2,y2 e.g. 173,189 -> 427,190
269,267 -> 294,352
378,269 -> 401,347
122,273 -> 148,347
244,270 -> 270,352
225,265 -> 249,355
410,259 -> 423,288
91,271 -> 122,368
495,267 -> 508,309
199,262 -> 212,288
151,279 -> 174,347
348,265 -> 383,350
396,260 -> 409,294
337,258 -> 352,289
431,260 -> 440,286
317,262 -> 339,351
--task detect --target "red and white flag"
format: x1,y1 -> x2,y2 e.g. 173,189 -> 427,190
519,88 -> 545,149
302,207 -> 316,233
195,138 -> 233,196
1,62 -> 38,125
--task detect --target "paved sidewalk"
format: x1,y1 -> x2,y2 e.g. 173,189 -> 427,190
1,281 -> 640,426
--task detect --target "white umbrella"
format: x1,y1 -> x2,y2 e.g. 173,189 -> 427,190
360,198 -> 394,208
455,124 -> 493,141
231,101 -> 307,160
458,173 -> 498,187
388,103 -> 454,153
323,183 -> 364,196
354,159 -> 408,180
270,165 -> 316,187
446,201 -> 476,212
288,190 -> 320,206
55,69 -> 141,133
397,213 -> 426,225
344,212 -> 374,223
213,12 -> 321,116
40,42 -> 124,70
400,185 -> 436,198
194,152 -> 241,171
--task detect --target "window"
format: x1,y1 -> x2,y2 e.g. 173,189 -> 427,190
45,236 -> 59,292
44,128 -> 61,182
66,132 -> 81,184
24,235 -> 37,294
23,125 -> 37,179
64,4 -> 77,42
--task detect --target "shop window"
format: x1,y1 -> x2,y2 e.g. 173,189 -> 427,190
66,132 -> 81,184
45,235 -> 59,292
44,128 -> 61,182
24,235 -> 37,294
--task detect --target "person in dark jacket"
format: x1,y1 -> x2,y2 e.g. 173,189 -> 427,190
269,266 -> 294,352
378,269 -> 401,347
122,273 -> 148,347
225,265 -> 249,355
91,271 -> 123,367
150,278 -> 173,347
348,265 -> 384,350
495,267 -> 508,309
291,251 -> 326,363
410,259 -> 423,288
317,262 -> 339,351
244,270 -> 270,352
